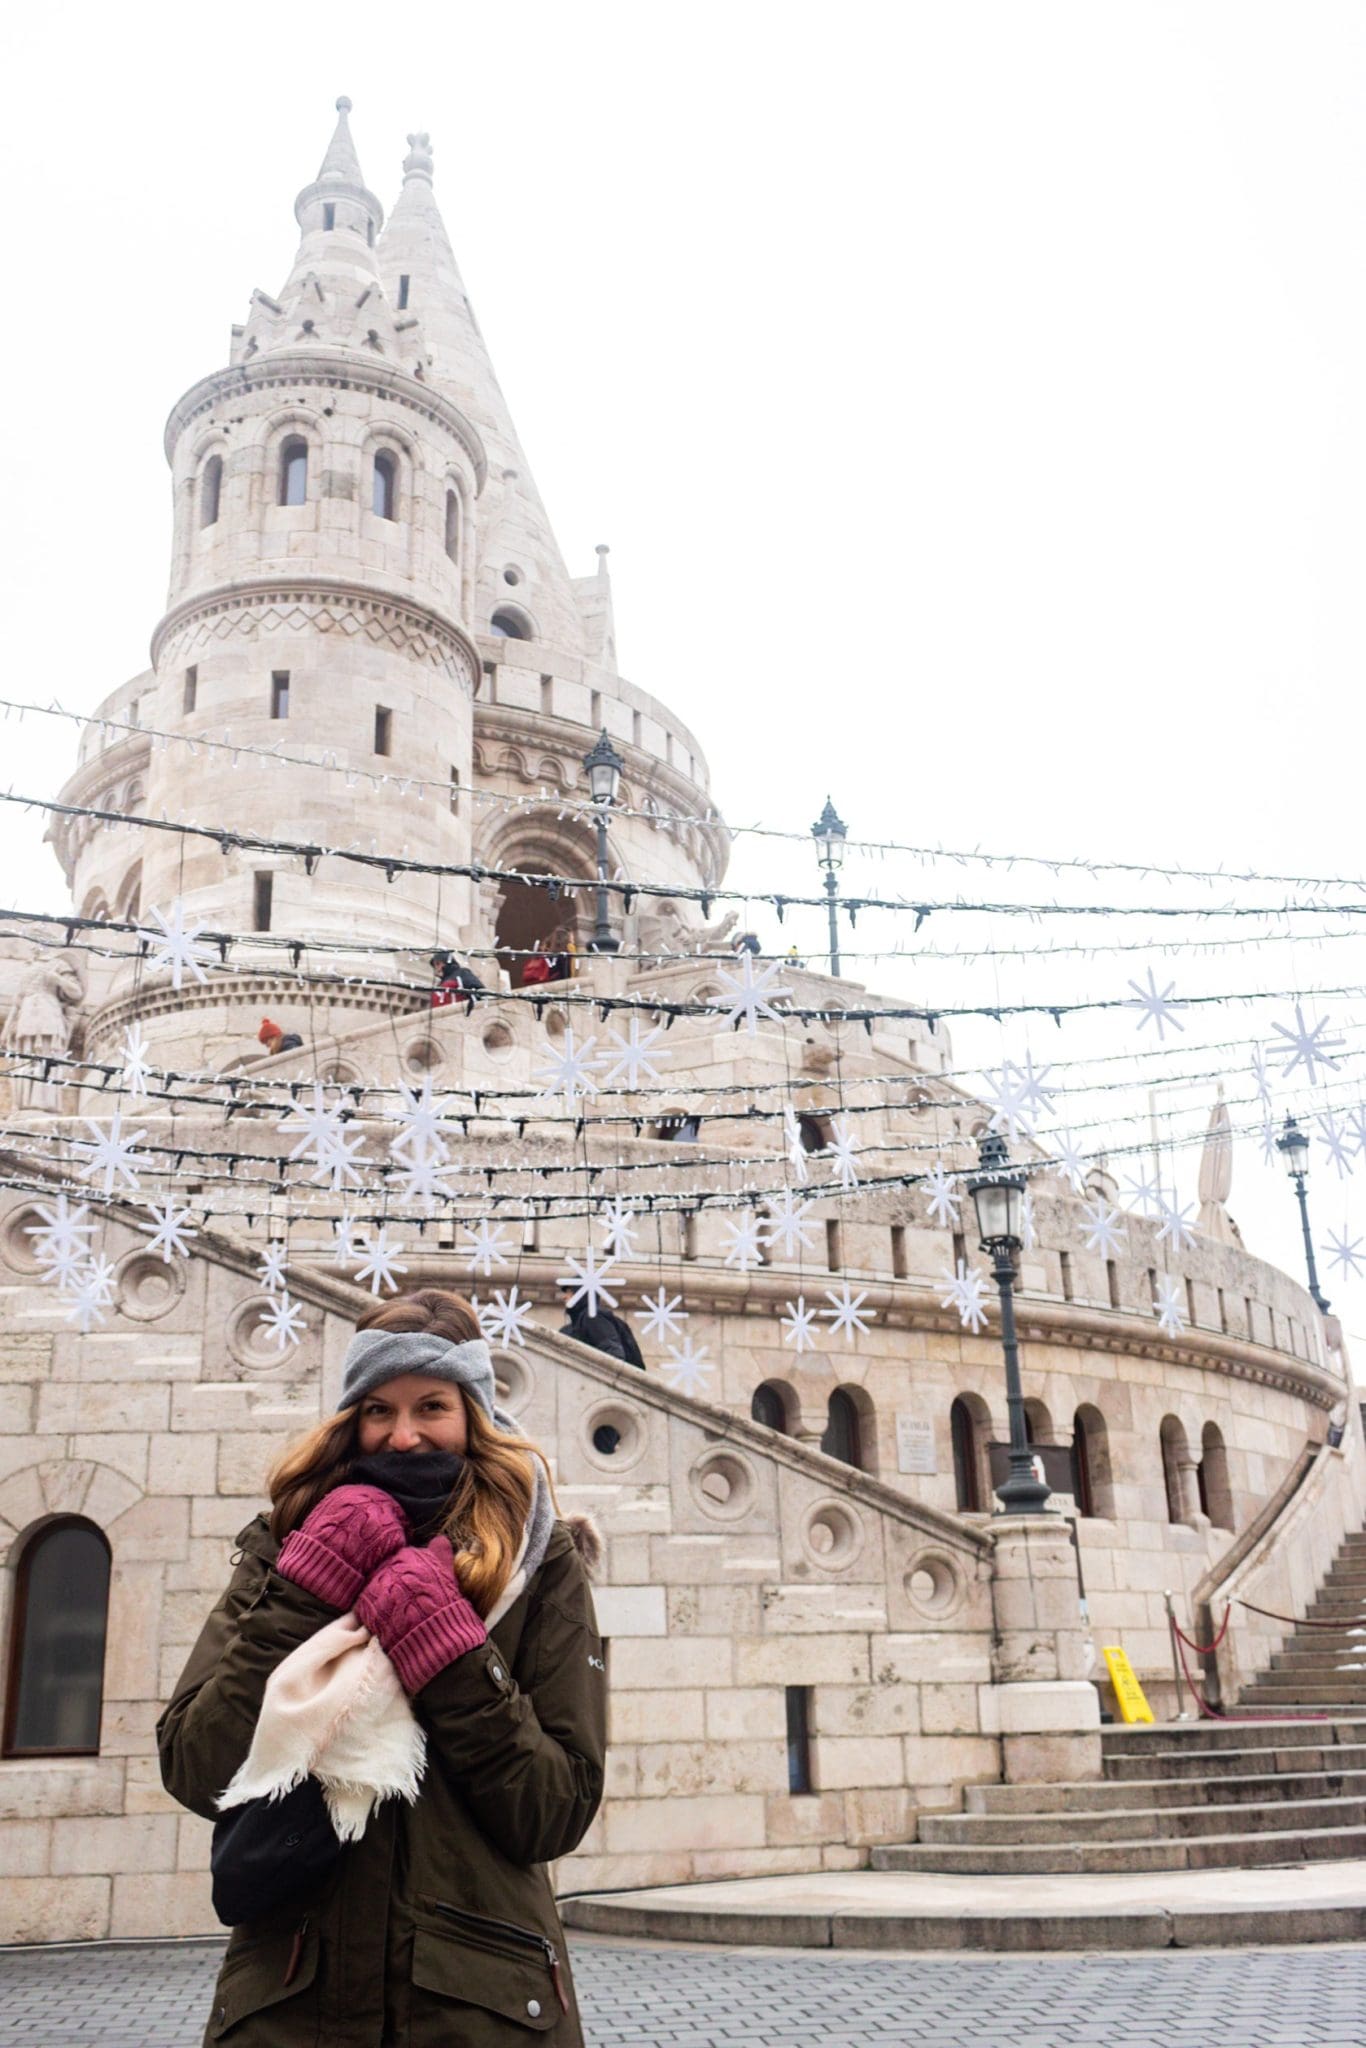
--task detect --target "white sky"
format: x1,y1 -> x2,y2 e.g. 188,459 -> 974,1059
4,1 -> 1366,1359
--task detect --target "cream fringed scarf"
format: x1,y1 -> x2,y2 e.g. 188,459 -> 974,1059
218,1496 -> 548,1842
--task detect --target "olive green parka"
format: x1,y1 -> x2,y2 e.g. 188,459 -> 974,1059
158,1512 -> 606,2047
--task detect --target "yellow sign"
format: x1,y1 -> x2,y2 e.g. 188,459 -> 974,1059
1102,1645 -> 1155,1724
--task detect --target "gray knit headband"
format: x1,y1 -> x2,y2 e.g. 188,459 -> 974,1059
338,1330 -> 498,1421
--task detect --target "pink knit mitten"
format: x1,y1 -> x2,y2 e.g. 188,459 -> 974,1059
356,1536 -> 487,1694
276,1484 -> 409,1610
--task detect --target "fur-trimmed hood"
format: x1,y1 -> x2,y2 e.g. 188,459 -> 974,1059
564,1513 -> 603,1576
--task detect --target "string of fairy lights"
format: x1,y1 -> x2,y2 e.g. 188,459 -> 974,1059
4,699 -> 1364,1392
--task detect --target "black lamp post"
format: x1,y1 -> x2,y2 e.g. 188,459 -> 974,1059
582,729 -> 624,953
1276,1113 -> 1330,1314
968,1130 -> 1051,1514
811,797 -> 847,977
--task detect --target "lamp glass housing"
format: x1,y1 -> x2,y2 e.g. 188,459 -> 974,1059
583,730 -> 623,806
811,798 -> 847,871
1278,1120 -> 1311,1179
972,1174 -> 1024,1248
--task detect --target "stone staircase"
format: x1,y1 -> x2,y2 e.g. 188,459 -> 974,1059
872,1530 -> 1366,1876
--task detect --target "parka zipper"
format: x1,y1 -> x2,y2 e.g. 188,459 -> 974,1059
432,1900 -> 569,2013
283,1916 -> 309,1989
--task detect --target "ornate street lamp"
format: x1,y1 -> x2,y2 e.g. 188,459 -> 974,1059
811,797 -> 847,977
582,729 -> 624,953
967,1130 -> 1051,1514
1276,1113 -> 1330,1313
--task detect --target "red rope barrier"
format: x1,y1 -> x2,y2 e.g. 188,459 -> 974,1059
1172,1605 -> 1232,1657
1171,1618 -> 1230,1719
1236,1597 -> 1366,1631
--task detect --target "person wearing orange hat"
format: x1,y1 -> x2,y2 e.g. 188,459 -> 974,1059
257,1017 -> 303,1056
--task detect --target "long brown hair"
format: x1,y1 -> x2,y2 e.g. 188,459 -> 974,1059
266,1288 -> 548,1618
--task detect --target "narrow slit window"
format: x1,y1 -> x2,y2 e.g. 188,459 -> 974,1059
1245,1296 -> 1256,1340
1147,1268 -> 1159,1307
372,450 -> 398,520
1217,1287 -> 1228,1334
890,1224 -> 907,1279
270,672 -> 290,720
1106,1258 -> 1119,1309
253,871 -> 273,932
681,1212 -> 697,1261
279,438 -> 308,506
374,706 -> 393,757
1059,1250 -> 1073,1302
540,674 -> 554,715
444,488 -> 460,562
199,455 -> 222,528
1185,1276 -> 1197,1326
952,1230 -> 967,1271
183,666 -> 198,715
323,202 -> 336,230
449,765 -> 459,816
398,274 -> 411,309
785,1686 -> 813,1795
590,690 -> 602,728
825,1219 -> 842,1272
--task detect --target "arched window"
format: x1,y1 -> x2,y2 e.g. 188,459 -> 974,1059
373,450 -> 398,521
798,1113 -> 831,1155
444,488 -> 461,563
278,437 -> 308,506
1023,1397 -> 1054,1446
751,1380 -> 794,1434
1160,1414 -> 1192,1526
199,455 -> 222,528
951,1395 -> 988,1512
1199,1421 -> 1235,1532
3,1518 -> 111,1757
821,1388 -> 864,1470
1071,1404 -> 1112,1519
490,606 -> 533,641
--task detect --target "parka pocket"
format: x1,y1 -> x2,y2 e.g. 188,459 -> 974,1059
411,1901 -> 566,2038
208,1918 -> 319,2039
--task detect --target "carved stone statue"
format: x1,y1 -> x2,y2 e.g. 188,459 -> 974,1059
1197,1085 -> 1241,1245
5,953 -> 85,1110
636,897 -> 738,964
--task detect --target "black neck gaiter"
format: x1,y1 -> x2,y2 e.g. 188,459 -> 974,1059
349,1448 -> 464,1539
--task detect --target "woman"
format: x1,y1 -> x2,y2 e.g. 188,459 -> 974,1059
158,1289 -> 606,2046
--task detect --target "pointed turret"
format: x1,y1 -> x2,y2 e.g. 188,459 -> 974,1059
232,98 -> 421,368
378,132 -> 594,657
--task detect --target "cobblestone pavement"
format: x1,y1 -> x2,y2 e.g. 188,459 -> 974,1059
3,1936 -> 1366,2046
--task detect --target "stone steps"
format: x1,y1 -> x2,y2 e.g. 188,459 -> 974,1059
872,1823 -> 1366,1876
967,1764 -> 1366,1813
917,1790 -> 1366,1847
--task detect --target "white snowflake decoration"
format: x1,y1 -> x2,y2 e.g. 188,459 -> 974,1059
392,1076 -> 449,1164
1080,1197 -> 1125,1258
144,1201 -> 197,1265
257,1241 -> 289,1293
1128,967 -> 1185,1040
308,1125 -> 368,1193
35,1232 -> 95,1292
534,1028 -> 603,1108
1346,1105 -> 1366,1158
27,1195 -> 95,1261
635,1286 -> 688,1343
1324,1226 -> 1366,1280
600,1019 -> 670,1090
939,1258 -> 990,1334
464,1219 -> 513,1277
1251,1046 -> 1273,1111
784,1105 -> 809,1184
661,1333 -> 714,1397
65,1254 -> 117,1332
278,1085 -> 347,1168
780,1295 -> 820,1353
1153,1274 -> 1186,1338
475,1284 -> 536,1351
1053,1131 -> 1090,1196
764,1188 -> 817,1257
710,953 -> 791,1036
1258,1114 -> 1279,1168
982,1063 -> 1038,1143
1271,1004 -> 1344,1086
137,899 -> 214,992
598,1198 -> 640,1260
1121,1169 -> 1163,1218
1318,1111 -> 1356,1180
1021,1183 -> 1038,1252
119,1024 -> 154,1103
393,1150 -> 455,1211
1156,1197 -> 1197,1253
827,1115 -> 861,1189
1011,1053 -> 1056,1124
557,1246 -> 619,1317
352,1226 -> 409,1296
79,1111 -> 148,1198
332,1213 -> 359,1261
922,1159 -> 962,1228
823,1282 -> 875,1341
259,1292 -> 308,1352
722,1212 -> 766,1272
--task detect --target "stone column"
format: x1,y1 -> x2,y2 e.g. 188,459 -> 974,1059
987,1514 -> 1101,1783
1176,1454 -> 1208,1530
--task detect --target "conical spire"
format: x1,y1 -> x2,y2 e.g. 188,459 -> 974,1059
234,100 -> 421,369
378,132 -> 594,656
315,94 -> 364,186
